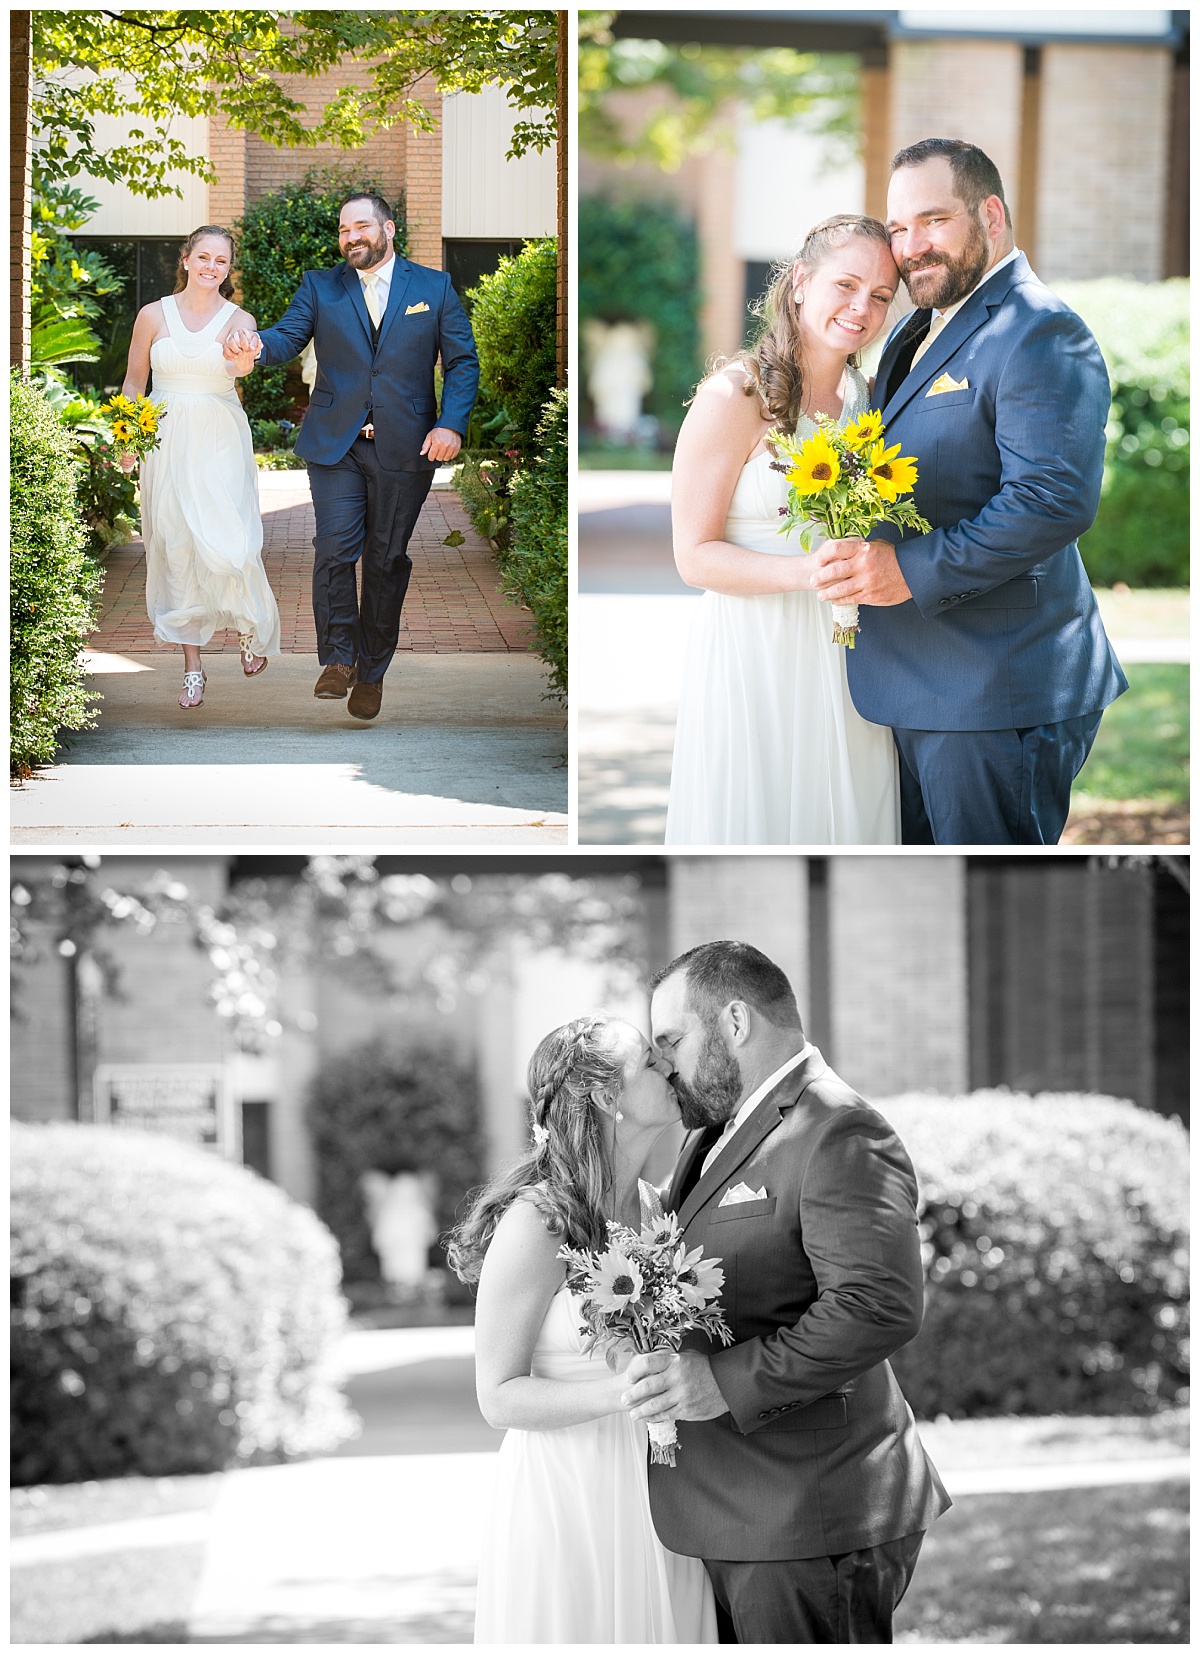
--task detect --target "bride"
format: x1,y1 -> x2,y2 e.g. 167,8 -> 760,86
448,1016 -> 717,1644
665,214 -> 902,845
119,226 -> 280,709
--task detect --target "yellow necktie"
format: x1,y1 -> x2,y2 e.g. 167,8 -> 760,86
910,310 -> 947,370
361,269 -> 382,328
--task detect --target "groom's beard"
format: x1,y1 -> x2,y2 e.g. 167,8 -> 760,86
901,213 -> 991,311
671,1022 -> 744,1130
344,227 -> 390,270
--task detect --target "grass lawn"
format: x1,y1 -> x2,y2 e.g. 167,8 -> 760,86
895,1480 -> 1188,1643
1092,586 -> 1189,637
578,444 -> 673,470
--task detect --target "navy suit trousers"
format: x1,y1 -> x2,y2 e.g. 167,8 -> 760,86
706,1531 -> 925,1643
893,713 -> 1104,845
306,437 -> 433,683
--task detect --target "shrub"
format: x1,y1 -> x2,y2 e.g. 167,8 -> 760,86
236,169 -> 404,421
10,373 -> 102,777
579,195 -> 701,435
11,1123 -> 357,1485
467,238 -> 558,459
1054,279 -> 1188,587
308,1039 -> 483,1286
506,388 -> 567,699
875,1092 -> 1189,1418
456,452 -> 513,551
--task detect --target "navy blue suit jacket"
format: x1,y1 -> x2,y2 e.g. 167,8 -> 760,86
848,254 -> 1126,730
255,259 -> 479,473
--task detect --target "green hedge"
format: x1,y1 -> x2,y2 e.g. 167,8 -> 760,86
506,388 -> 567,700
579,195 -> 701,435
10,373 -> 102,777
236,170 -> 404,422
11,1123 -> 356,1484
466,238 -> 558,459
1055,279 -> 1188,587
876,1092 -> 1189,1417
308,1039 -> 482,1286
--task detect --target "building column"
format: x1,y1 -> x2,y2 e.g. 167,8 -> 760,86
206,112 -> 246,240
696,146 -> 742,363
828,857 -> 968,1100
888,40 -> 1024,225
666,858 -> 810,1023
861,48 -> 891,222
1036,45 -> 1172,281
405,73 -> 443,269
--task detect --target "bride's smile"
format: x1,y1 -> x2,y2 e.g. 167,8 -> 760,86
793,241 -> 899,361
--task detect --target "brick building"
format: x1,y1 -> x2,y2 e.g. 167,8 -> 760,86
583,9 -> 1189,364
10,855 -> 1188,1218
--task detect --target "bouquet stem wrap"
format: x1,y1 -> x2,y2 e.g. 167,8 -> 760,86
647,1415 -> 678,1467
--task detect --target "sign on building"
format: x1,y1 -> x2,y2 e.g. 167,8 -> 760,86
93,1063 -> 239,1157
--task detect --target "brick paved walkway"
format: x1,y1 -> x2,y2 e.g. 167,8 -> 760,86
93,474 -> 535,655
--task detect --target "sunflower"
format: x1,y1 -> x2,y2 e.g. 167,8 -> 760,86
867,439 -> 918,502
104,394 -> 135,416
786,429 -> 841,496
138,408 -> 158,433
842,409 -> 883,450
673,1243 -> 725,1309
110,419 -> 134,444
592,1248 -> 644,1311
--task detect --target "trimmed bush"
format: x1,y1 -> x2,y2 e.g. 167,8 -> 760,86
1055,279 -> 1188,587
467,238 -> 558,459
236,170 -> 404,421
10,373 -> 102,777
308,1039 -> 482,1285
11,1123 -> 357,1485
579,195 -> 701,435
506,388 -> 567,700
876,1092 -> 1189,1418
456,452 -> 513,552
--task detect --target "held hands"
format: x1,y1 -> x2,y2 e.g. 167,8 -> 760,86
811,536 -> 913,607
621,1349 -> 730,1424
421,426 -> 463,464
222,329 -> 262,374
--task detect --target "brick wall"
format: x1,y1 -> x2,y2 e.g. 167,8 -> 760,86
1036,45 -> 1172,281
666,857 -> 811,1025
10,10 -> 32,372
828,857 -> 969,1099
403,74 -> 443,268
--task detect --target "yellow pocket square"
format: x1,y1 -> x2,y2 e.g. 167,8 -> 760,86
405,301 -> 430,315
927,373 -> 969,396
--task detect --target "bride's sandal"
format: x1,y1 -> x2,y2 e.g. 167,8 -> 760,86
179,669 -> 207,710
238,632 -> 268,676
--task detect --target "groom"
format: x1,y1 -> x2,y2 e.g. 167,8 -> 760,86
627,940 -> 950,1643
811,138 -> 1126,843
226,194 -> 479,719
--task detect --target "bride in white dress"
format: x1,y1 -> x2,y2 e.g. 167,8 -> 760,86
666,215 -> 903,845
448,1016 -> 717,1645
119,226 -> 280,709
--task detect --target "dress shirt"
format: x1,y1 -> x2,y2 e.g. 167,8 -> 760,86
359,252 -> 396,320
701,1043 -> 816,1175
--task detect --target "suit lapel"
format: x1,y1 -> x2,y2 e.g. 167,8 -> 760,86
375,259 -> 415,353
342,263 -> 375,349
881,254 -> 1027,423
875,308 -> 929,411
674,1051 -> 831,1231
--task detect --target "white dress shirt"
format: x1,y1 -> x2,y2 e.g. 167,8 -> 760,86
359,252 -> 396,320
701,1042 -> 816,1175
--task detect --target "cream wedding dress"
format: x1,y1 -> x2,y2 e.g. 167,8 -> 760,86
140,295 -> 280,655
665,366 -> 900,845
473,1285 -> 717,1644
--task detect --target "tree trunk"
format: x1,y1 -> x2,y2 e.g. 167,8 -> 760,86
556,10 -> 567,389
11,10 -> 33,374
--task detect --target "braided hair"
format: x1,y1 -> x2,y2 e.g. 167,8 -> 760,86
445,1016 -> 625,1285
717,213 -> 893,437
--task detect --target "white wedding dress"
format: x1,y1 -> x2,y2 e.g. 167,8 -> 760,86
473,1285 -> 717,1644
140,295 -> 280,655
665,366 -> 900,845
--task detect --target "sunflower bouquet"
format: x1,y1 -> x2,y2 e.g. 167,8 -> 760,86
770,408 -> 931,646
558,1181 -> 733,1467
101,392 -> 167,464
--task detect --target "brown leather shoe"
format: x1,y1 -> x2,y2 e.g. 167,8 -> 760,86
347,680 -> 383,721
314,662 -> 357,699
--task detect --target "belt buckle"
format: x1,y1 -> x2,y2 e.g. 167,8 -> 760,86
361,422 -> 375,440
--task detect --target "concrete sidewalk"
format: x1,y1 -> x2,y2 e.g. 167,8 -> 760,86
12,472 -> 567,844
10,1326 -> 1189,1643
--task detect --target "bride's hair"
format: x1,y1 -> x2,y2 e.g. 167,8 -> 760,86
174,226 -> 237,300
445,1016 -> 625,1285
718,214 -> 893,437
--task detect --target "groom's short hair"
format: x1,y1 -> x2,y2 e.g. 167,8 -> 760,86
340,192 -> 394,228
891,138 -> 1011,229
651,941 -> 803,1031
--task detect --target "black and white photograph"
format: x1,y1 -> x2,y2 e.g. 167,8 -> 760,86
10,852 -> 1189,1643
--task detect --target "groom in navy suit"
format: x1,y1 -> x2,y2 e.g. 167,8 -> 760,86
227,194 -> 479,719
811,139 -> 1126,843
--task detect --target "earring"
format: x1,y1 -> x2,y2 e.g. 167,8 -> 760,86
794,291 -> 804,306
615,1109 -> 624,1122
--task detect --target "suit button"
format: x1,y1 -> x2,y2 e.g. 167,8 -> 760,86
758,1411 -> 769,1420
